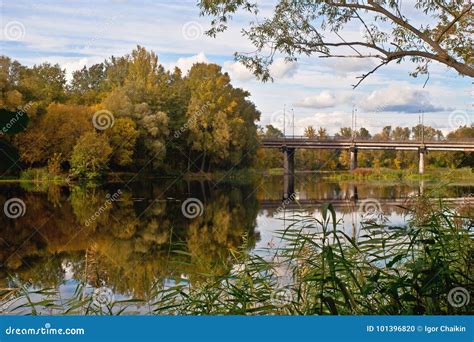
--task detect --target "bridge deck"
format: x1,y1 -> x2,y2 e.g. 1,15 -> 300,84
261,137 -> 474,152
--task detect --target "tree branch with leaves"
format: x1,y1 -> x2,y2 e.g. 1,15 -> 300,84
199,0 -> 473,87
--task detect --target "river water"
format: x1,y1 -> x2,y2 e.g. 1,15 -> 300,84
0,174 -> 472,313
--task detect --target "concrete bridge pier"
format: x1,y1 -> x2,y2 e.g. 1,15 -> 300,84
418,147 -> 426,174
283,147 -> 295,199
350,147 -> 358,171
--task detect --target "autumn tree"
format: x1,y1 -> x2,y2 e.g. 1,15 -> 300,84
70,132 -> 112,179
105,117 -> 139,167
14,103 -> 93,165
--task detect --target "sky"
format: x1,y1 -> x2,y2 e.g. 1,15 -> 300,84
0,0 -> 472,135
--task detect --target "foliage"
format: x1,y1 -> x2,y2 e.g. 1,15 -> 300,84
70,132 -> 113,179
1,46 -> 261,178
199,0 -> 474,86
105,118 -> 139,167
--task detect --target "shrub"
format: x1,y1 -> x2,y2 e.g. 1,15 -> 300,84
70,132 -> 112,179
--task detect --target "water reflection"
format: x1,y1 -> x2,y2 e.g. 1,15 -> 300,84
0,175 -> 472,302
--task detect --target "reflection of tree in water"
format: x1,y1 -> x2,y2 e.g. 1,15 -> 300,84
185,186 -> 260,282
0,181 -> 260,298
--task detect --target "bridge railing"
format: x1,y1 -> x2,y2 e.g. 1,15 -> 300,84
260,136 -> 474,143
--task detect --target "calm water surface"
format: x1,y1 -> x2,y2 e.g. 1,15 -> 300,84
0,174 -> 472,313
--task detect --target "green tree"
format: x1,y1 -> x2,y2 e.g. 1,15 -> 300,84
70,63 -> 107,105
70,132 -> 112,178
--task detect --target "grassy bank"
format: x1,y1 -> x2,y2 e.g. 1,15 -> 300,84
323,167 -> 473,182
1,167 -> 472,184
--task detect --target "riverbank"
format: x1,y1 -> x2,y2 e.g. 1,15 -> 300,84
259,167 -> 473,182
1,167 -> 472,184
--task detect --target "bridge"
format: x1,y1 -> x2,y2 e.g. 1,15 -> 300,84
260,136 -> 474,199
261,136 -> 474,174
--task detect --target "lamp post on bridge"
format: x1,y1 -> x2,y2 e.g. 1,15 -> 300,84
418,109 -> 426,174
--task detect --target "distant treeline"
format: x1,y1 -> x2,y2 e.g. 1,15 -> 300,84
257,124 -> 474,170
0,46 -> 260,178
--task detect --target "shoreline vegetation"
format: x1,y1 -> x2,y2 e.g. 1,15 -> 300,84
1,48 -> 473,183
1,167 -> 472,185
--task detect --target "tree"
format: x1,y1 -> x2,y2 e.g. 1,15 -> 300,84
101,88 -> 134,117
136,105 -> 170,170
105,118 -> 139,167
69,63 -> 107,105
185,63 -> 235,171
199,0 -> 473,87
14,103 -> 93,165
264,124 -> 284,138
70,132 -> 112,178
18,62 -> 66,108
304,126 -> 316,138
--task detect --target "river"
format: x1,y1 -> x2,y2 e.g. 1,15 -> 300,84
0,174 -> 472,313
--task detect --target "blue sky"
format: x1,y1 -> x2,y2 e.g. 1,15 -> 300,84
1,0 -> 472,135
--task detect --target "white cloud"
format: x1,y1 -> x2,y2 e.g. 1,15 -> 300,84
269,58 -> 298,78
359,85 -> 447,113
327,58 -> 377,74
223,57 -> 298,81
223,60 -> 255,81
296,91 -> 337,108
168,52 -> 209,74
296,91 -> 353,109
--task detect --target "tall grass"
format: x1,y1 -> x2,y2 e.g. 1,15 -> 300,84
1,198 -> 472,315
